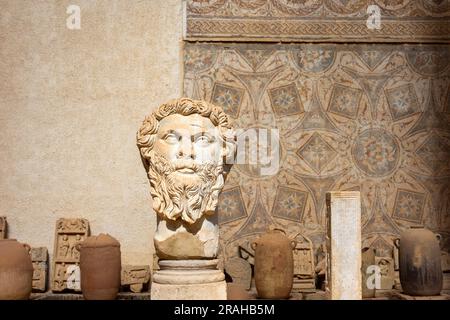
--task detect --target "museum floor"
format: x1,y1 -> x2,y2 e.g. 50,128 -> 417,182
30,288 -> 450,301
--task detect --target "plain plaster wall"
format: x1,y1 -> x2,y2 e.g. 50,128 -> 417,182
0,0 -> 183,268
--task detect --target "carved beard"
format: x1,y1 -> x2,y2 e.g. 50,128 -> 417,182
147,153 -> 224,224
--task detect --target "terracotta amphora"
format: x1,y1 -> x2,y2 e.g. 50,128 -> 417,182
78,234 -> 121,300
252,228 -> 296,299
227,283 -> 252,300
0,239 -> 33,300
394,226 -> 442,296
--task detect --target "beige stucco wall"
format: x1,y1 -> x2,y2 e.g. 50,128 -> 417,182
0,0 -> 183,267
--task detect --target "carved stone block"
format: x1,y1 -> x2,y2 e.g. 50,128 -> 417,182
224,257 -> 252,290
121,265 -> 151,293
31,247 -> 48,292
361,247 -> 376,298
394,271 -> 402,291
151,281 -> 227,300
292,233 -> 315,292
393,245 -> 400,271
152,253 -> 159,274
293,279 -> 316,292
0,216 -> 6,239
443,273 -> 450,291
442,251 -> 450,273
375,256 -> 395,290
51,218 -> 89,292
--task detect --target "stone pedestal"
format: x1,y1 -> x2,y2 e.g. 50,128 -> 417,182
151,281 -> 227,300
326,191 -> 362,300
151,259 -> 227,300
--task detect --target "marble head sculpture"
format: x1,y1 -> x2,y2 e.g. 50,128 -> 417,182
137,98 -> 236,260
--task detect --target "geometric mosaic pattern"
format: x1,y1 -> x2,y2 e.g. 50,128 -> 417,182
352,128 -> 400,177
217,186 -> 247,224
211,83 -> 244,118
328,84 -> 362,119
272,186 -> 308,222
415,132 -> 450,175
183,43 -> 450,262
268,83 -> 304,118
186,0 -> 450,43
385,84 -> 421,122
369,236 -> 395,258
363,191 -> 400,236
296,133 -> 337,175
393,189 -> 427,224
234,189 -> 274,239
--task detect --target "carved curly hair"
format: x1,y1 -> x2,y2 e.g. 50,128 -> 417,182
136,97 -> 235,162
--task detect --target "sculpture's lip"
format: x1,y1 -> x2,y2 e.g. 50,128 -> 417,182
177,168 -> 195,174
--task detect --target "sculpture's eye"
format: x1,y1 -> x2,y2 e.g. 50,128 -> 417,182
194,133 -> 214,146
163,132 -> 179,144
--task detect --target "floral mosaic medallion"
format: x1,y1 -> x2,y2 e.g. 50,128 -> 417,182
352,128 -> 400,177
184,43 -> 450,263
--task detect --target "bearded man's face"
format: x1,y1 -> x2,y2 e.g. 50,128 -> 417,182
146,113 -> 225,224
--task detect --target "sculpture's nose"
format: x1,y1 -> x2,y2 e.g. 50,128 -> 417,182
177,138 -> 195,160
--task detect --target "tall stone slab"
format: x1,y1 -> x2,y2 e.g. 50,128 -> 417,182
326,191 -> 362,300
51,218 -> 89,292
31,247 -> 48,292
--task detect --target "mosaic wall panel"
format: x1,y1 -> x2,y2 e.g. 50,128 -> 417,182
186,0 -> 450,43
183,43 -> 450,263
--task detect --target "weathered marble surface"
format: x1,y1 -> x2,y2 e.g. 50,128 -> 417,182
137,98 -> 236,260
326,191 -> 362,300
151,281 -> 227,300
137,98 -> 235,300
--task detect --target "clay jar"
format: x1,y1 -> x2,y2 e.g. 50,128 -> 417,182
227,283 -> 251,300
394,226 -> 442,296
252,229 -> 296,299
78,234 -> 121,300
0,239 -> 33,300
